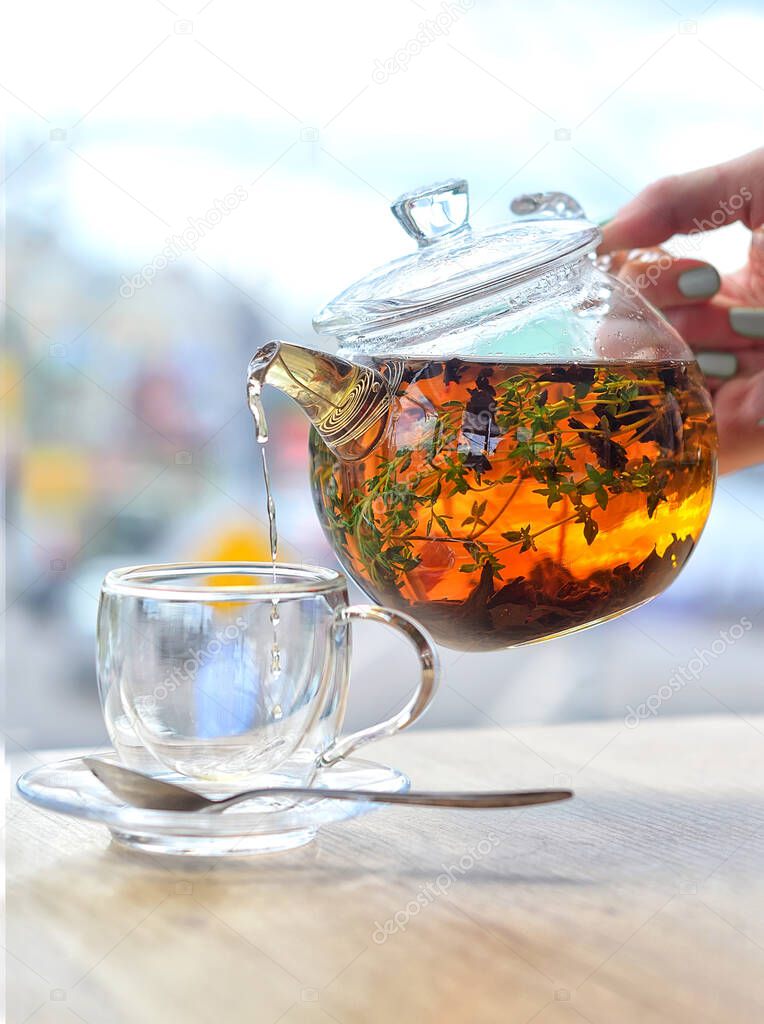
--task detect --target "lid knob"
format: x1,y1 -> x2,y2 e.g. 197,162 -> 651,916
391,178 -> 469,248
510,191 -> 586,221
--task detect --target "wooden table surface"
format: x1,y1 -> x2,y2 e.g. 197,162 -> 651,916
7,715 -> 764,1024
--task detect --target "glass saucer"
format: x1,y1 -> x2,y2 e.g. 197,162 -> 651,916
16,751 -> 410,856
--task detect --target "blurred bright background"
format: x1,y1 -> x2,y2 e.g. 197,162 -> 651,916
3,0 -> 764,752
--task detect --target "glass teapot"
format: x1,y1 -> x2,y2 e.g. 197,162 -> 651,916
249,179 -> 717,651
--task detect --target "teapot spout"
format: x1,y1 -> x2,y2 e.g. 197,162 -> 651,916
247,341 -> 393,461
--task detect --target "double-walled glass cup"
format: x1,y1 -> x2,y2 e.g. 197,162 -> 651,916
97,563 -> 438,789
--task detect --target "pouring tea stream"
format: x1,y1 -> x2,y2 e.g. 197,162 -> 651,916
246,353 -> 282,680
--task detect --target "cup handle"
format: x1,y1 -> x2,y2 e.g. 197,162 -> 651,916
318,604 -> 439,768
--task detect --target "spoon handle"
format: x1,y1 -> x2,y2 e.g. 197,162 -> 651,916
215,788 -> 573,810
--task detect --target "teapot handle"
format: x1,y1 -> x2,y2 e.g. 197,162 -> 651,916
510,191 -> 587,221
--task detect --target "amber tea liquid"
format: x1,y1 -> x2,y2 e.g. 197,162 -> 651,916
310,359 -> 716,650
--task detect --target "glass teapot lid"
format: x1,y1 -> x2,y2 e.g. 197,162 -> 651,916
313,179 -> 600,338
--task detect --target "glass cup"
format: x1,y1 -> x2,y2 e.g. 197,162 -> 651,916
97,562 -> 438,790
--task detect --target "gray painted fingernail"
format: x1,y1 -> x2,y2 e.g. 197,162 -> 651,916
730,307 -> 764,338
697,352 -> 738,378
677,266 -> 721,298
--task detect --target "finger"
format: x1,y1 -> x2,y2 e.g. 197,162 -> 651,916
599,146 -> 764,252
664,302 -> 764,350
700,348 -> 764,383
712,370 -> 764,474
614,253 -> 721,307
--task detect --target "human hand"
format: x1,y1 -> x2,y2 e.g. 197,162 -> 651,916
599,147 -> 764,474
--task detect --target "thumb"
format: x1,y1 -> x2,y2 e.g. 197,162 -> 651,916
599,147 -> 764,253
